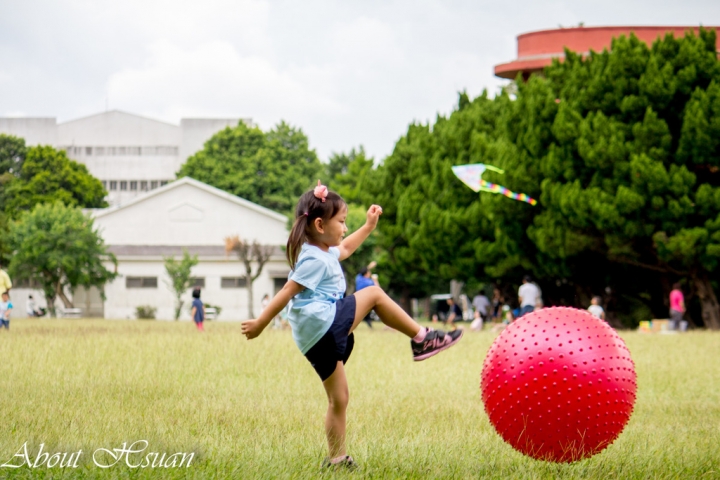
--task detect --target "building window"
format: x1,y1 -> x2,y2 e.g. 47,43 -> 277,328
85,146 -> 92,155
101,180 -> 107,190
160,180 -> 168,186
120,181 -> 127,191
221,277 -> 247,288
190,277 -> 205,288
117,147 -> 126,155
129,181 -> 137,191
109,181 -> 117,191
128,146 -> 141,155
14,278 -> 42,288
150,180 -> 158,189
95,147 -> 105,155
140,181 -> 148,191
126,277 -> 158,288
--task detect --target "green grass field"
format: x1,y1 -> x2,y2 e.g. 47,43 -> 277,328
0,319 -> 718,479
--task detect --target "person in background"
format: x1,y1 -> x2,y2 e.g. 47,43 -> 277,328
471,291 -> 490,331
445,297 -> 464,331
492,305 -> 514,332
0,261 -> 11,297
491,287 -> 503,321
588,296 -> 605,321
26,295 -> 45,317
354,264 -> 379,328
191,288 -> 205,332
518,275 -> 541,318
669,283 -> 685,331
0,292 -> 13,330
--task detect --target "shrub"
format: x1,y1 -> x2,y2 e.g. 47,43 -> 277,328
136,305 -> 157,320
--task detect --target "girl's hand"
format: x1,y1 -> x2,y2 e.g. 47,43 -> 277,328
366,204 -> 383,229
241,319 -> 264,339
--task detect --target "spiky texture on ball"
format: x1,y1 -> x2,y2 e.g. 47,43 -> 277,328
480,307 -> 637,462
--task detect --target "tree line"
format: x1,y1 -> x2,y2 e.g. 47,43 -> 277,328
330,28 -> 720,329
2,28 -> 719,327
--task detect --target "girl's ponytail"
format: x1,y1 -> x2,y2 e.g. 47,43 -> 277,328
286,215 -> 308,270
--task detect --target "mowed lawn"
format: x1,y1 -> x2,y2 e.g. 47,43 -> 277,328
0,319 -> 718,479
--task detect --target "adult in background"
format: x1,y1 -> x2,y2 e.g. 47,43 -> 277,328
491,287 -> 504,321
0,261 -> 11,297
669,283 -> 685,331
471,291 -> 490,331
518,275 -> 541,318
445,297 -> 464,331
354,263 -> 379,328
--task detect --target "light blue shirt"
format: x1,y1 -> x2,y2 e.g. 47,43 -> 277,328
0,301 -> 12,320
288,244 -> 346,354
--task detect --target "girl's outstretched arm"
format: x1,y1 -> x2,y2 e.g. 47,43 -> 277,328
338,204 -> 382,261
241,280 -> 304,339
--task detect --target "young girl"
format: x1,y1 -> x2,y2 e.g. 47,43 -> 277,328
241,181 -> 463,469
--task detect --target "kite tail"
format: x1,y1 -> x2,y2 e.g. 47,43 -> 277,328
480,180 -> 537,206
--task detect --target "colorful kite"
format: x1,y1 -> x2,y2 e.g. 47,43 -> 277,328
451,163 -> 537,206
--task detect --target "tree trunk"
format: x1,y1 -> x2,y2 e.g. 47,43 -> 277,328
399,287 -> 412,316
693,275 -> 720,330
56,283 -> 73,308
174,296 -> 183,321
45,293 -> 57,318
247,273 -> 254,319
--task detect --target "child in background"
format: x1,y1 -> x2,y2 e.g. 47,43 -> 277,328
190,288 -> 205,332
0,292 -> 13,330
241,181 -> 463,470
588,296 -> 606,321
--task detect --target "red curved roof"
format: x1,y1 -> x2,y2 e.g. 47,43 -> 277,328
495,26 -> 720,80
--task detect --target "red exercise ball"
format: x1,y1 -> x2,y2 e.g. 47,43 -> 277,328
480,307 -> 637,463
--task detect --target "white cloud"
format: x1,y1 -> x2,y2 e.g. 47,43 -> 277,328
107,40 -> 345,126
2,0 -> 720,161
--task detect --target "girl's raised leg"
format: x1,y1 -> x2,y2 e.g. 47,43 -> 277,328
351,286 -> 420,337
322,361 -> 349,460
351,286 -> 463,361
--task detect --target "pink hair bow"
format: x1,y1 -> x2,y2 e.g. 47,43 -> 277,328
314,180 -> 328,202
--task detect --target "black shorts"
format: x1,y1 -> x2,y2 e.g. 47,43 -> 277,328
305,295 -> 357,381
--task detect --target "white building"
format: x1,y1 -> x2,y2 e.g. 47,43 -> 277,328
11,177 -> 291,321
0,110 -> 251,206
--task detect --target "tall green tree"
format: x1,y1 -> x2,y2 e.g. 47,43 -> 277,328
0,134 -> 26,177
7,202 -> 117,317
356,28 -> 720,327
325,147 -> 376,205
0,135 -> 27,261
527,29 -> 720,328
164,250 -> 199,321
340,204 -> 380,292
178,121 -> 323,214
2,145 -> 107,218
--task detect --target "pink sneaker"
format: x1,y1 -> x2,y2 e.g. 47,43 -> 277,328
411,328 -> 463,361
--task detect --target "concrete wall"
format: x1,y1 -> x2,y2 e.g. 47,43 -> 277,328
57,111 -> 181,146
0,118 -> 57,146
93,181 -> 288,246
103,257 -> 287,320
180,118 -> 248,161
0,111 -> 249,207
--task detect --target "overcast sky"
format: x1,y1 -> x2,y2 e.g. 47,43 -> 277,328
1,1 -> 719,161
